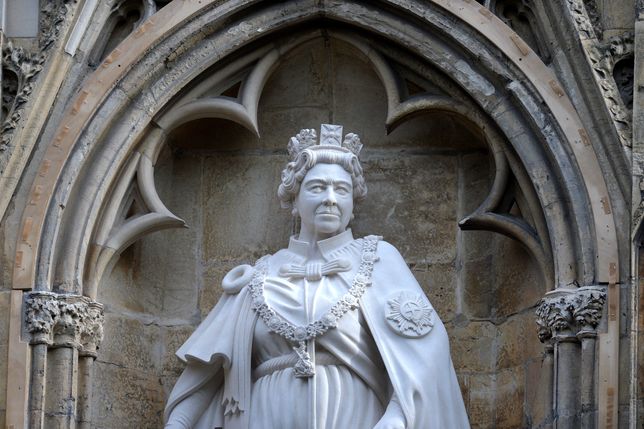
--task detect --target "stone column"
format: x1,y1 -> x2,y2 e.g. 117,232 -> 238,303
45,296 -> 86,428
573,291 -> 605,429
23,292 -> 104,429
551,295 -> 580,429
535,304 -> 555,428
77,302 -> 104,429
535,287 -> 606,429
25,293 -> 60,428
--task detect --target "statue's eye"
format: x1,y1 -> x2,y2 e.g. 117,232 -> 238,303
335,185 -> 351,195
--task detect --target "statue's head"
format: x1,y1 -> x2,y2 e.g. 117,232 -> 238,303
278,124 -> 367,209
278,124 -> 367,239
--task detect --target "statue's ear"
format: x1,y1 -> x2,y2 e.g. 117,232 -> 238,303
222,264 -> 254,294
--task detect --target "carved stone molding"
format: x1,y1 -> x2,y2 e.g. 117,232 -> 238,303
581,0 -> 603,39
564,0 -> 633,148
535,286 -> 606,343
605,32 -> 634,110
566,0 -> 597,39
1,0 -> 77,152
24,292 -> 104,355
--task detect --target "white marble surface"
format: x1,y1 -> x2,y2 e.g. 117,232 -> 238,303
165,126 -> 470,428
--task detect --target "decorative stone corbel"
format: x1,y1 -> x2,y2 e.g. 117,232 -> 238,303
24,291 -> 104,354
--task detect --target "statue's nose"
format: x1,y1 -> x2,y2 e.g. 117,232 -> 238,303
323,188 -> 337,205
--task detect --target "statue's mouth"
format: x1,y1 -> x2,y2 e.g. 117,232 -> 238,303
316,208 -> 340,216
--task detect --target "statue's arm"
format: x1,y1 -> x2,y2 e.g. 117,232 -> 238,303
165,368 -> 221,429
373,392 -> 406,429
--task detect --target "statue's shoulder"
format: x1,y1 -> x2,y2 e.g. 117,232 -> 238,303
221,253 -> 275,294
360,236 -> 402,261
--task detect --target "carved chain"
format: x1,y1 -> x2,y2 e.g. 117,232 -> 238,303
249,235 -> 381,377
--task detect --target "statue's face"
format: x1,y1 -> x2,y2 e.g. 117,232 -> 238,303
295,163 -> 354,239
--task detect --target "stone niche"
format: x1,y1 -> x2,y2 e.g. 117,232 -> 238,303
96,38 -> 544,428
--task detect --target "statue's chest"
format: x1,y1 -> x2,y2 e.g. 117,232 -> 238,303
262,274 -> 352,326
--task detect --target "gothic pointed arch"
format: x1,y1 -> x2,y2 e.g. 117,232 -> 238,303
6,1 -> 622,427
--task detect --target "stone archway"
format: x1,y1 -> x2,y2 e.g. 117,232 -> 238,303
5,1 -> 620,428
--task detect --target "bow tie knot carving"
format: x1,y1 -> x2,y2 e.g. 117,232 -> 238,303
279,259 -> 352,281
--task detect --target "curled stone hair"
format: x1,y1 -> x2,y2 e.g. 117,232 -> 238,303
278,127 -> 368,209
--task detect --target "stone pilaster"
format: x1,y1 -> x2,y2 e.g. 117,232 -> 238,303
23,291 -> 104,429
535,287 -> 606,429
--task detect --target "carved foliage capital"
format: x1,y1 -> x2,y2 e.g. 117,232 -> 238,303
25,293 -> 60,344
535,287 -> 606,343
24,292 -> 104,354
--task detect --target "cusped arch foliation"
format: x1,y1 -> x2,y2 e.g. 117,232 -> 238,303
14,0 -> 616,297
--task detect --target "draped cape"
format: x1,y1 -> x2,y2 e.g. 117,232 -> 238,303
164,238 -> 470,428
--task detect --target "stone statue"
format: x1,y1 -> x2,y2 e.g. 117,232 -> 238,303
164,125 -> 470,429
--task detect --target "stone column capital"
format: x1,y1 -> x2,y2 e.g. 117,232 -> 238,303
24,291 -> 104,355
535,286 -> 606,343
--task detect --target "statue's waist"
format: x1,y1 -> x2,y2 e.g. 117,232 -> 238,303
252,351 -> 343,380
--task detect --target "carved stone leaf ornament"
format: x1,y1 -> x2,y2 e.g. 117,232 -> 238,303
564,0 -> 633,147
1,0 -> 77,152
23,292 -> 104,352
534,288 -> 606,342
25,294 -> 60,338
572,292 -> 606,329
1,43 -> 46,151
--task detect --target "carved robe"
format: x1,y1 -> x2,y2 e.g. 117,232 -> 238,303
165,230 -> 469,428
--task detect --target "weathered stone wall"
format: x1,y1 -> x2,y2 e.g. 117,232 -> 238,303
94,39 -> 543,429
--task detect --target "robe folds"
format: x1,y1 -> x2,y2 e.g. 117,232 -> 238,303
165,233 -> 470,428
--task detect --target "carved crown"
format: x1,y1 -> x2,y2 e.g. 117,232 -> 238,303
287,124 -> 363,160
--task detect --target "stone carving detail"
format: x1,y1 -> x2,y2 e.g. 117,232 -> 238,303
535,287 -> 606,343
572,292 -> 606,330
165,125 -> 470,427
1,43 -> 46,151
493,0 -> 551,63
606,32 -> 635,110
564,1 -> 633,147
24,292 -> 104,355
80,303 -> 105,357
581,0 -> 603,39
565,0 -> 596,39
25,293 -> 61,345
1,0 -> 77,152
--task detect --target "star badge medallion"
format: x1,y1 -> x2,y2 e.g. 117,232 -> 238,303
385,292 -> 434,338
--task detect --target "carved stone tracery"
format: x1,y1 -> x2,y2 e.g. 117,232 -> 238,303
24,292 -> 104,355
535,287 -> 606,343
1,0 -> 78,152
564,0 -> 633,148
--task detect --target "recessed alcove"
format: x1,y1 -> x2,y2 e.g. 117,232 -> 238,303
95,37 -> 545,429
